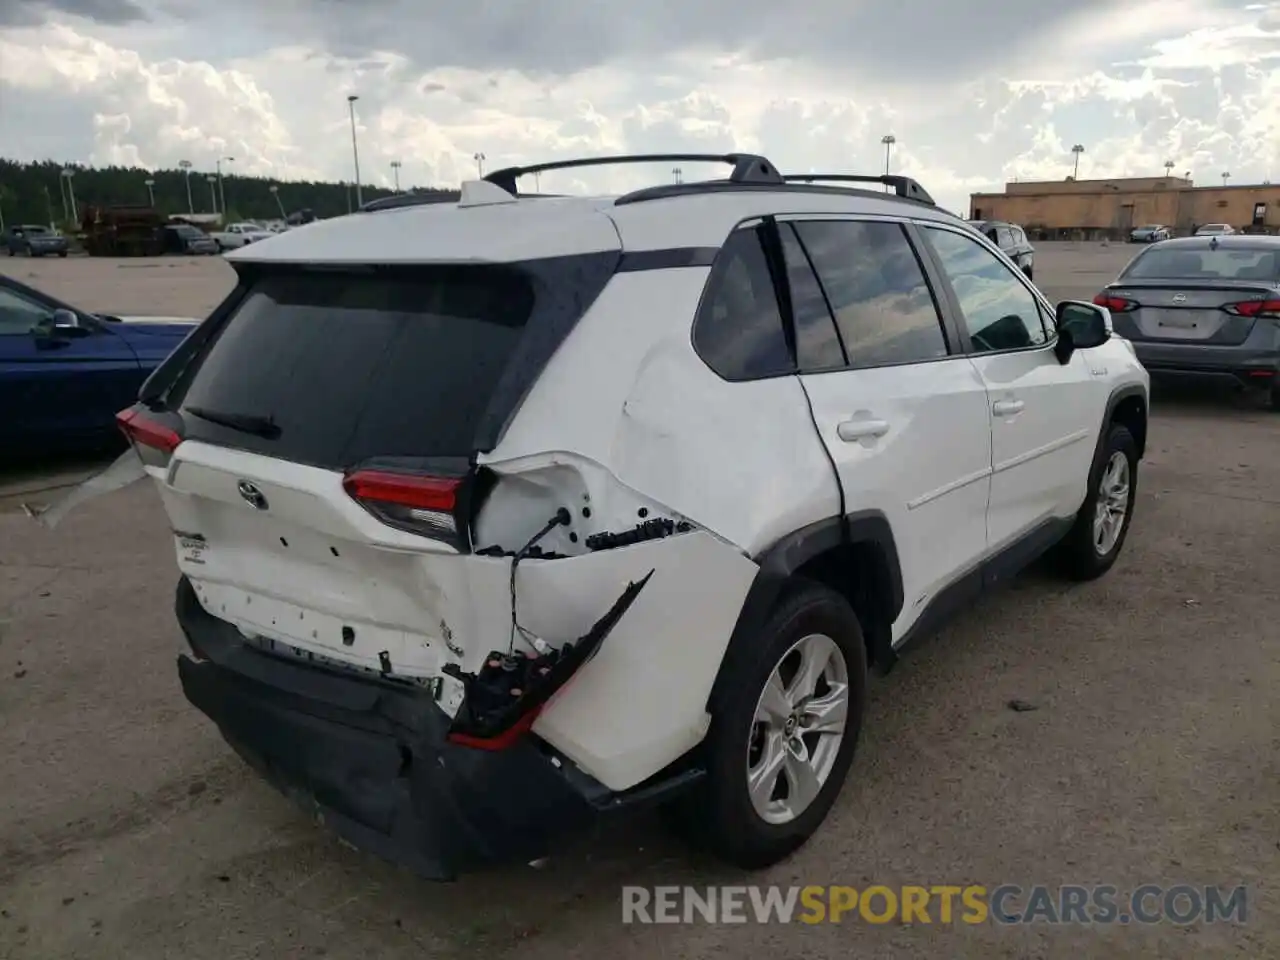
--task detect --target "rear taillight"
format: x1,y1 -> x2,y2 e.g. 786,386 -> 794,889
1222,299 -> 1280,319
116,407 -> 180,468
343,469 -> 462,543
1093,293 -> 1138,313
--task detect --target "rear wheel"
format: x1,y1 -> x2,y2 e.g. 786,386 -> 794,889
1055,424 -> 1138,580
671,581 -> 867,869
1023,264 -> 1034,281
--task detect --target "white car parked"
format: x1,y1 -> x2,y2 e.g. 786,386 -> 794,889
1194,223 -> 1236,236
209,221 -> 274,250
117,152 -> 1150,880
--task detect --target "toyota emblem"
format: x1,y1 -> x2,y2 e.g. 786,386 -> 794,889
237,480 -> 268,510
1171,293 -> 1187,304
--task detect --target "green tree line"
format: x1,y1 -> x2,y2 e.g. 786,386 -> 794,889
0,158 -> 456,228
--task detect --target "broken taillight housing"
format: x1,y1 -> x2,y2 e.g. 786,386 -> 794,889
343,469 -> 462,544
116,406 -> 181,468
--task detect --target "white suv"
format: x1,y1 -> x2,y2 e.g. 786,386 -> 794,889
117,153 -> 1149,880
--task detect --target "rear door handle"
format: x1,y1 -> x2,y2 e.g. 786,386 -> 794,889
837,418 -> 890,441
992,399 -> 1025,417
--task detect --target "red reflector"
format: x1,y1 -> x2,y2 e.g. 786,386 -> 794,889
115,407 -> 180,453
1224,299 -> 1280,318
1092,294 -> 1136,313
446,708 -> 541,751
342,470 -> 460,511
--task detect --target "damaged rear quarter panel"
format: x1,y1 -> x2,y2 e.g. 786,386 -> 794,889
493,531 -> 759,792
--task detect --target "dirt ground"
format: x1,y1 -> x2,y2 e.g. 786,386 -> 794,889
1,244 -> 1278,959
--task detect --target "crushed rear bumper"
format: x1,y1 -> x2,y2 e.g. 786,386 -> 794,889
173,576 -> 698,880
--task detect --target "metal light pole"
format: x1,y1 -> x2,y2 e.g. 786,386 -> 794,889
144,178 -> 156,206
206,175 -> 218,214
57,171 -> 69,221
473,152 -> 486,177
1164,160 -> 1174,178
347,95 -> 363,208
269,185 -> 286,218
533,171 -> 541,192
216,157 -> 234,218
1071,144 -> 1085,179
390,160 -> 402,192
881,134 -> 896,175
62,168 -> 78,222
1222,171 -> 1230,186
672,166 -> 682,184
178,159 -> 194,213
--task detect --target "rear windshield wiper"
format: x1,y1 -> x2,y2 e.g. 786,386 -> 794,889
185,405 -> 281,439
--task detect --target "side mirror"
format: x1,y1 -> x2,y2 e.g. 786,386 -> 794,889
34,308 -> 90,340
1054,301 -> 1111,363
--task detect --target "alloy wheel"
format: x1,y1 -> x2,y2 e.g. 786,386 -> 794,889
746,632 -> 850,825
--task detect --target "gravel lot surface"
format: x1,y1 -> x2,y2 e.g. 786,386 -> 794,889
2,243 -> 1277,959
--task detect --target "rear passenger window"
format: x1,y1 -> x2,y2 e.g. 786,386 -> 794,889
693,226 -> 794,380
778,223 -> 845,371
791,220 -> 950,368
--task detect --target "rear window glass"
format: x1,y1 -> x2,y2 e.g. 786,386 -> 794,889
177,267 -> 534,467
1122,247 -> 1280,281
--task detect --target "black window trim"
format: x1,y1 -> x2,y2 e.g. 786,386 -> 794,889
913,219 -> 1060,359
689,215 -> 799,385
777,213 -> 962,374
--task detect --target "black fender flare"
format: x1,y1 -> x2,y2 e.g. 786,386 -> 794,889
1098,383 -> 1148,459
705,511 -> 904,712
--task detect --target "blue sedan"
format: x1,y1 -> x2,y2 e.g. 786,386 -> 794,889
0,273 -> 199,459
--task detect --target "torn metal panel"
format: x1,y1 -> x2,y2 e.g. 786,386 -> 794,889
23,447 -> 147,529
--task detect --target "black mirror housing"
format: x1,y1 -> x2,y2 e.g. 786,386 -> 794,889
1055,300 -> 1111,353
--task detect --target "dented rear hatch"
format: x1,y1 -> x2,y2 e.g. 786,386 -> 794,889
125,220 -> 622,682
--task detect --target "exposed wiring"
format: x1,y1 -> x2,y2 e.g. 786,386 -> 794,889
508,507 -> 572,656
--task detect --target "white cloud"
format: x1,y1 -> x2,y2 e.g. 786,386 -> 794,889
1,0 -> 1279,213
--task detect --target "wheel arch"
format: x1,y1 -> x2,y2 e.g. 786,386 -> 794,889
705,511 -> 905,714
1105,384 -> 1148,459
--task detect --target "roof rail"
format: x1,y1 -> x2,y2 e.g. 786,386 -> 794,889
358,191 -> 460,213
483,153 -> 783,195
782,174 -> 935,206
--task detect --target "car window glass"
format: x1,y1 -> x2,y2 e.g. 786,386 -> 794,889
1123,247 -> 1280,281
923,226 -> 1048,353
0,287 -> 53,335
793,220 -> 950,367
693,226 -> 794,380
778,223 -> 845,371
999,226 -> 1016,248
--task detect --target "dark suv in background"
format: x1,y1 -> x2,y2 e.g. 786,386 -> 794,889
5,224 -> 69,258
969,219 -> 1035,280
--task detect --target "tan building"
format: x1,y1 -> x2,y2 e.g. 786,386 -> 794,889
969,176 -> 1280,238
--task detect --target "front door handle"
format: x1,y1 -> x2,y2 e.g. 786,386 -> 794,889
992,398 -> 1025,417
837,418 -> 890,442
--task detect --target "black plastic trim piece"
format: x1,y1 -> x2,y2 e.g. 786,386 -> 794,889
1101,383 -> 1149,459
782,173 -> 936,206
890,516 -> 1074,668
484,153 -> 783,195
616,247 -> 720,272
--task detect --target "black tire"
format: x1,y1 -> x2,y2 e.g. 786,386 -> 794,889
1268,383 -> 1280,412
1055,423 -> 1138,580
1023,265 -> 1034,281
671,581 -> 868,869
57,250 -> 68,258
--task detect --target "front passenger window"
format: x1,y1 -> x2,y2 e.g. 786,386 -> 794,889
922,226 -> 1047,354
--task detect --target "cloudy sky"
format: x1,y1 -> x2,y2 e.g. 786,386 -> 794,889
1,0 -> 1278,212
